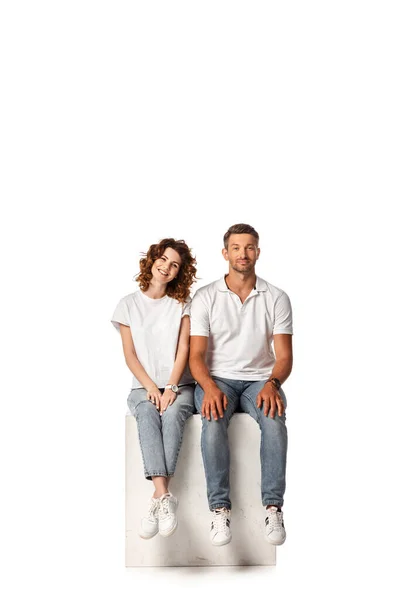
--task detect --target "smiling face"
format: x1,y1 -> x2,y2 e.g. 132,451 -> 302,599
222,233 -> 260,274
151,246 -> 182,285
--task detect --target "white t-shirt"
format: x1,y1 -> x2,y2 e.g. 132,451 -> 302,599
190,276 -> 293,381
111,290 -> 194,389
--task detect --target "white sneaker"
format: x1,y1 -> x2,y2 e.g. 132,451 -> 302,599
158,493 -> 178,537
139,497 -> 159,539
210,508 -> 232,546
265,506 -> 286,545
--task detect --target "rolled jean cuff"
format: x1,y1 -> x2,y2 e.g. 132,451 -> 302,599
145,471 -> 168,480
209,503 -> 231,511
263,499 -> 284,507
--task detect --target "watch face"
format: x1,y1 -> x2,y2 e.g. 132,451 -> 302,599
167,384 -> 178,392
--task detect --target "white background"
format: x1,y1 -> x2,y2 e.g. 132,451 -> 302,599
1,1 -> 399,598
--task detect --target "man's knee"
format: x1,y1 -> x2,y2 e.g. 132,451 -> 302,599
201,415 -> 229,438
259,411 -> 287,434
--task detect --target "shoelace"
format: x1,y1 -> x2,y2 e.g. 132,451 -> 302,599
266,509 -> 283,530
146,498 -> 159,521
212,509 -> 230,533
159,494 -> 173,518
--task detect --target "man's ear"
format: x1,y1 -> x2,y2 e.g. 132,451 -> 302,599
222,248 -> 228,261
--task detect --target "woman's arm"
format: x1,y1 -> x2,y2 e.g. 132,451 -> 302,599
119,324 -> 162,408
160,315 -> 190,413
168,315 -> 190,385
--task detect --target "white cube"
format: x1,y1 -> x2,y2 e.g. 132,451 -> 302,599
126,413 -> 277,566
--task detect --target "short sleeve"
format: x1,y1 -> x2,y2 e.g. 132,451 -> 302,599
190,292 -> 210,337
111,297 -> 130,332
182,296 -> 192,318
273,291 -> 293,335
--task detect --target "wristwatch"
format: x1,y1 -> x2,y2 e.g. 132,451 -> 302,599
165,384 -> 179,393
268,377 -> 281,390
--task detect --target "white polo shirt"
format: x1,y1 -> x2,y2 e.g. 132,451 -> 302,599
111,290 -> 194,389
190,276 -> 293,381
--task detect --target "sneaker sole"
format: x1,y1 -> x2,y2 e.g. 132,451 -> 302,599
211,535 -> 232,547
158,520 -> 178,537
139,530 -> 158,539
265,533 -> 286,546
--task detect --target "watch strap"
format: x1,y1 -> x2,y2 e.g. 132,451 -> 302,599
267,377 -> 281,390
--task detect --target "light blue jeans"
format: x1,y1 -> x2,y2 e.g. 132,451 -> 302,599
128,385 -> 195,480
194,377 -> 288,510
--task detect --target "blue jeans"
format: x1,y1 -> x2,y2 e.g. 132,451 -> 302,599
194,377 -> 288,510
128,385 -> 195,480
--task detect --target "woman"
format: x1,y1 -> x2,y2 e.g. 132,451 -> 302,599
111,238 -> 197,540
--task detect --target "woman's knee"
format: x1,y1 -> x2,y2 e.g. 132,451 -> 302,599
163,401 -> 193,425
135,399 -> 159,419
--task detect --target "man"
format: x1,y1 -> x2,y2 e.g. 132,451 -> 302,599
189,223 -> 293,547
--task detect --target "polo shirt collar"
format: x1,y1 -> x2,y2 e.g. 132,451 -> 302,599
217,277 -> 230,292
217,276 -> 268,293
255,276 -> 268,292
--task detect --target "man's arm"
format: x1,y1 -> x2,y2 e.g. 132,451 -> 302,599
188,335 -> 213,389
269,334 -> 293,384
256,334 -> 293,418
189,336 -> 228,420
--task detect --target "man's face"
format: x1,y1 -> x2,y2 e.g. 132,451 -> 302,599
222,234 -> 260,274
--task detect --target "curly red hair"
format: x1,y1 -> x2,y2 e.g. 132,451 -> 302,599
136,238 -> 197,303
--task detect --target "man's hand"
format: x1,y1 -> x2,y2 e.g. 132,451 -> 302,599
160,389 -> 177,414
146,386 -> 162,411
256,382 -> 284,418
201,386 -> 228,421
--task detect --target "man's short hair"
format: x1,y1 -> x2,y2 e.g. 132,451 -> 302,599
223,223 -> 259,249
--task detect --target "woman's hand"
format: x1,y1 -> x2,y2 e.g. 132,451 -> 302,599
146,386 -> 162,411
160,389 -> 177,414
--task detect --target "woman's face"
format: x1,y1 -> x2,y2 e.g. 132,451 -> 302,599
151,247 -> 182,285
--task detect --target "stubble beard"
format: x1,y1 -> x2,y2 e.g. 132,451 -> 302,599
231,262 -> 254,274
